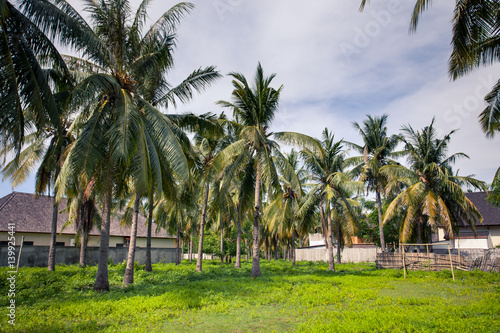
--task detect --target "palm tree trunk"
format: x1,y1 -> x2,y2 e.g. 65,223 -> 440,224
327,209 -> 335,272
176,224 -> 181,265
145,192 -> 153,272
123,193 -> 140,285
251,163 -> 262,277
275,237 -> 279,260
48,199 -> 58,271
417,216 -> 424,254
220,221 -> 224,264
94,189 -> 111,291
189,234 -> 193,262
375,189 -> 386,252
320,196 -> 328,249
292,233 -> 296,266
244,238 -> 249,261
235,204 -> 242,268
336,220 -> 342,264
196,182 -> 210,272
79,229 -> 87,268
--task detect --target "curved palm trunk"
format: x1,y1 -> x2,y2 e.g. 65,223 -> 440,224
235,204 -> 242,268
336,219 -> 342,264
145,192 -> 153,272
327,209 -> 335,272
196,182 -> 210,272
251,163 -> 262,277
48,199 -> 58,271
375,189 -> 386,252
94,189 -> 111,291
123,193 -> 140,285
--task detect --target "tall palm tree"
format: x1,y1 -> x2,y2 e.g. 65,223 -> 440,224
382,119 -> 486,245
347,115 -> 400,252
300,130 -> 361,270
266,149 -> 307,266
217,63 -> 318,277
56,1 -> 219,291
2,86 -> 73,271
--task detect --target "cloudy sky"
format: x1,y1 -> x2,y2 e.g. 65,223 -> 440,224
1,0 -> 499,198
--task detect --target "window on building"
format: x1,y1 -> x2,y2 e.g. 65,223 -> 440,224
56,242 -> 65,247
116,244 -> 124,248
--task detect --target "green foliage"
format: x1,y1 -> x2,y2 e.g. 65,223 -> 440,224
0,261 -> 499,332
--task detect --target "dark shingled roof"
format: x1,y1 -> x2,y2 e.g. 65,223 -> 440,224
0,192 -> 173,239
464,192 -> 500,227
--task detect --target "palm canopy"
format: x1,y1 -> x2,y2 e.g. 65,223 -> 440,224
360,0 -> 500,137
346,114 -> 401,252
382,119 -> 486,243
0,0 -> 77,154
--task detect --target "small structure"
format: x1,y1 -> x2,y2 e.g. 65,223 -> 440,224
0,192 -> 175,248
434,192 -> 500,250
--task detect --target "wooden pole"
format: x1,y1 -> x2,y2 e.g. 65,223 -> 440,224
447,244 -> 455,281
16,236 -> 25,272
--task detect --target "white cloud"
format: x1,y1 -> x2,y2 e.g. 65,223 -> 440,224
1,0 -> 499,198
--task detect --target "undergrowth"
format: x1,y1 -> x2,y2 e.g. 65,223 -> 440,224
0,260 -> 498,332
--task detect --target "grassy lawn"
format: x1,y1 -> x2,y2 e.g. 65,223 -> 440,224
1,260 -> 499,332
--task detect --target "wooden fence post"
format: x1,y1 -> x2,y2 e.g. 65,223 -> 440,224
447,244 -> 455,281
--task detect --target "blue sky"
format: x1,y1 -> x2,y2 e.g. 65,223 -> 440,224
1,0 -> 499,198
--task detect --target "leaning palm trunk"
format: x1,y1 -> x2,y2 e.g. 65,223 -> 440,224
145,192 -> 153,272
196,182 -> 210,272
48,199 -> 58,271
252,163 -> 262,277
235,204 -> 242,268
375,189 -> 386,252
123,194 -> 140,285
327,210 -> 335,272
94,189 -> 112,291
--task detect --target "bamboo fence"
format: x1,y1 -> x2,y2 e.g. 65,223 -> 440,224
376,243 -> 500,278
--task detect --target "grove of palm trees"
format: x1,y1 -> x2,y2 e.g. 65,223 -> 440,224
1,0 -> 499,331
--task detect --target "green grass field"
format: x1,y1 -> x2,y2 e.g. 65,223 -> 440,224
1,260 -> 499,332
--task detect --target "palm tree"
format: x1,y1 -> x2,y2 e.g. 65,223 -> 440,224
0,0 -> 74,155
266,150 -> 307,266
2,87 -> 73,271
300,130 -> 361,270
217,63 -> 318,277
382,119 -> 486,245
347,115 -> 400,252
56,1 -> 218,291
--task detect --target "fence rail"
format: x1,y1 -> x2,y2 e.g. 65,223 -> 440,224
376,252 -> 500,273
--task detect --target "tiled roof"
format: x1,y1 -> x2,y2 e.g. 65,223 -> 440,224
464,192 -> 500,227
0,192 -> 173,239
